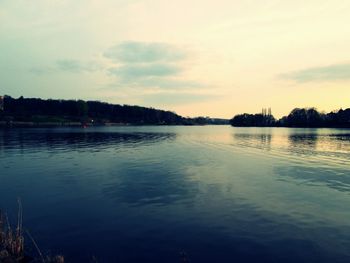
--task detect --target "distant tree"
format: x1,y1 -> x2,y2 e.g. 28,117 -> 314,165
230,107 -> 350,128
76,100 -> 88,117
1,96 -> 195,125
285,108 -> 324,127
230,113 -> 276,127
326,108 -> 350,127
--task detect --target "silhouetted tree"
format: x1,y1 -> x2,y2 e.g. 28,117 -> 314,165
0,96 -> 227,125
230,113 -> 276,127
230,107 -> 350,128
283,108 -> 325,127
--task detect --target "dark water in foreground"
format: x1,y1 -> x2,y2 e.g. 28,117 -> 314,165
0,126 -> 349,263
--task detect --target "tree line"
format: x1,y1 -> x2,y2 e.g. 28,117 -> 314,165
230,107 -> 350,128
0,96 -> 228,125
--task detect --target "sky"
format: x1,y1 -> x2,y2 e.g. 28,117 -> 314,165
1,0 -> 350,118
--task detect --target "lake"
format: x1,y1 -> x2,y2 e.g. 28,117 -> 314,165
0,126 -> 349,262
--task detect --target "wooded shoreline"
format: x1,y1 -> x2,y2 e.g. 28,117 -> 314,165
0,96 -> 229,126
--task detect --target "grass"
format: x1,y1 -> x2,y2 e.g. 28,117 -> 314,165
0,200 -> 64,263
1,200 -> 191,263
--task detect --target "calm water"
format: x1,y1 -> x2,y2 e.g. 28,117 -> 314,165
0,126 -> 349,262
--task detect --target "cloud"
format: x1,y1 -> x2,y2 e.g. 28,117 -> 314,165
56,59 -> 101,73
281,63 -> 350,82
104,41 -> 206,93
105,77 -> 205,91
109,63 -> 181,79
104,41 -> 186,63
29,67 -> 54,75
56,59 -> 82,72
141,92 -> 221,105
29,59 -> 102,75
139,78 -> 204,89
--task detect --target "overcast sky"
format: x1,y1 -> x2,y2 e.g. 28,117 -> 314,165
1,0 -> 350,118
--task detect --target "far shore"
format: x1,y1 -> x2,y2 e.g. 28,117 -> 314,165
0,121 -> 146,128
0,121 -> 97,128
0,121 -> 231,128
1,121 -> 349,129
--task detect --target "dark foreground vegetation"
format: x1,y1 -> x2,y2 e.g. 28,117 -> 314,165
0,96 -> 228,127
230,107 -> 350,128
1,202 -> 192,263
0,201 -> 64,263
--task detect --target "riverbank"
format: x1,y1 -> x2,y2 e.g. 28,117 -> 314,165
0,96 -> 229,127
0,121 -> 230,128
0,207 -> 64,263
0,121 -> 149,128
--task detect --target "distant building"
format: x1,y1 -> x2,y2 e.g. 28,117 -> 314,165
0,96 -> 3,111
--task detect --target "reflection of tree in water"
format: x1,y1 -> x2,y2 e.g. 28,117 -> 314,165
325,133 -> 350,152
0,130 -> 176,153
288,132 -> 350,153
260,133 -> 272,148
232,132 -> 272,151
288,133 -> 318,150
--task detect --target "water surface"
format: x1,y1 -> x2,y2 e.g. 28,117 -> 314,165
0,126 -> 349,262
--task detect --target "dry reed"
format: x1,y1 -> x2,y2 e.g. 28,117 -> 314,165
0,200 -> 64,263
